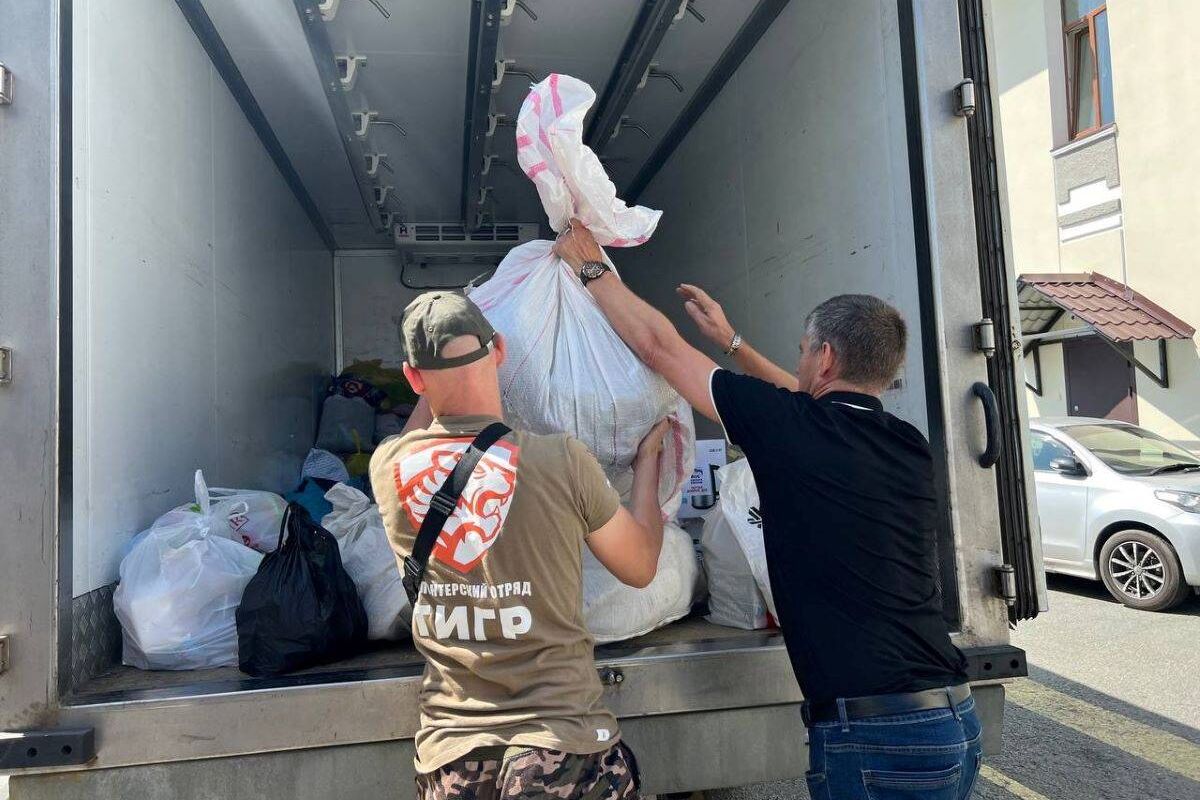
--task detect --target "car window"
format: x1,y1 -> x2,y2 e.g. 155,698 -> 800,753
1063,423 -> 1200,475
1031,431 -> 1075,471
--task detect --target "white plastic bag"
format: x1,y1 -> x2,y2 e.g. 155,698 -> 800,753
583,522 -> 701,643
711,460 -> 776,619
469,74 -> 694,509
701,490 -> 770,630
114,514 -> 263,670
321,483 -> 410,641
172,470 -> 287,553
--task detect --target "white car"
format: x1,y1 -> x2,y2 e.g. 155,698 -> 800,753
1030,418 -> 1200,611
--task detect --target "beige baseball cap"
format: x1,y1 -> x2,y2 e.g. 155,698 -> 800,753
401,291 -> 496,370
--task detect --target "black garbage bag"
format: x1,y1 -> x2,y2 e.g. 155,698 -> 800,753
236,503 -> 367,676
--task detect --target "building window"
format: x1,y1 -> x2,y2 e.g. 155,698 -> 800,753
1063,1 -> 1114,139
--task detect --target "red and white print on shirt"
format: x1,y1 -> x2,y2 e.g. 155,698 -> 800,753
393,437 -> 520,574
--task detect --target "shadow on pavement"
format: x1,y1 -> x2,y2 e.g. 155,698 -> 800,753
981,691 -> 1200,800
1026,664 -> 1200,745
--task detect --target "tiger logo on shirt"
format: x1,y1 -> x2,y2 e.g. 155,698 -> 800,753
393,438 -> 520,573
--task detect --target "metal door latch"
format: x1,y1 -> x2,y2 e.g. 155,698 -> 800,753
0,63 -> 12,105
0,635 -> 9,674
995,564 -> 1017,606
0,347 -> 12,384
954,78 -> 976,117
973,318 -> 995,357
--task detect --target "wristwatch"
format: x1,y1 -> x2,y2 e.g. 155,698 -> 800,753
579,260 -> 612,286
724,332 -> 743,355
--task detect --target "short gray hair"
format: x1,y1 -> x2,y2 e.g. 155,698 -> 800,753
804,294 -> 907,388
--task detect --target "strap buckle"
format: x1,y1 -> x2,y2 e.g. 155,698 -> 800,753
402,556 -> 423,605
403,556 -> 423,583
428,491 -> 458,517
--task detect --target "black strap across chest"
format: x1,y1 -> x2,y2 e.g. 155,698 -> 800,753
402,422 -> 512,606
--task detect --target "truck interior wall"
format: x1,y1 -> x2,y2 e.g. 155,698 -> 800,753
70,0 -> 334,599
335,252 -> 488,369
619,0 -> 927,440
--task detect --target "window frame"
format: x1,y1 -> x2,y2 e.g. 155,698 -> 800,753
1063,3 -> 1110,140
1030,429 -> 1080,473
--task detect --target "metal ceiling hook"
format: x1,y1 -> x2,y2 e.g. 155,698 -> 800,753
501,0 -> 537,24
611,117 -> 651,140
334,54 -> 367,91
638,63 -> 684,93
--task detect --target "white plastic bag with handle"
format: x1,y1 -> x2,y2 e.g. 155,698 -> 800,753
710,459 -> 776,618
166,470 -> 288,554
468,74 -> 693,510
115,512 -> 263,670
700,492 -> 771,630
321,483 -> 410,641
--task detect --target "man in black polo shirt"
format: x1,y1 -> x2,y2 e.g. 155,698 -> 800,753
555,222 -> 980,799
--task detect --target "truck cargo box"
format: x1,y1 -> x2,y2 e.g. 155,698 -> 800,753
0,0 -> 1043,796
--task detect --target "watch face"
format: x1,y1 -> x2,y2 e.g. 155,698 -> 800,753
582,261 -> 607,279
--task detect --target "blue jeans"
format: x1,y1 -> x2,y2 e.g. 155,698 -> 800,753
805,696 -> 982,799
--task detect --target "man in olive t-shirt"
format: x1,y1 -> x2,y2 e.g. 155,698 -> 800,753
369,291 -> 668,799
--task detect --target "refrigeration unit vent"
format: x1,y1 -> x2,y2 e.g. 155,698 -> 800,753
393,222 -> 539,266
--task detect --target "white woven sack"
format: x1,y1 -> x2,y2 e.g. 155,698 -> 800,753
582,522 -> 701,643
468,74 -> 694,510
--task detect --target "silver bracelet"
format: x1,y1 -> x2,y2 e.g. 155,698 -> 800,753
724,332 -> 743,355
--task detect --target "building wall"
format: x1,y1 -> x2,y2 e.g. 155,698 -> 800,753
71,0 -> 335,594
987,0 -> 1061,272
990,0 -> 1200,449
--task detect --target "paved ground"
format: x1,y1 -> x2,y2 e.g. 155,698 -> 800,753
4,576 -> 1196,800
710,574 -> 1200,800
975,574 -> 1200,800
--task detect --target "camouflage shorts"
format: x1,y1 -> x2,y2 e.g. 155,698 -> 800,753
416,742 -> 641,800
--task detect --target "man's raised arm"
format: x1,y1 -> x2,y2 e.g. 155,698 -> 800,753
554,221 -> 720,422
675,284 -> 798,392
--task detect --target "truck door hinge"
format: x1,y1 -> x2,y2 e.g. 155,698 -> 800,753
996,564 -> 1017,607
0,63 -> 13,106
954,78 -> 976,117
0,346 -> 11,384
0,634 -> 9,674
973,318 -> 996,358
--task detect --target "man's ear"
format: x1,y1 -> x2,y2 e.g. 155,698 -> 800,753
492,333 -> 507,368
819,341 -> 838,380
402,362 -> 426,396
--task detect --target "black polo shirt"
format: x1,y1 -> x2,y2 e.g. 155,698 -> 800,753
710,369 -> 968,704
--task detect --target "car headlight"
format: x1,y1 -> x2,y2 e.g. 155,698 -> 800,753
1155,489 -> 1200,513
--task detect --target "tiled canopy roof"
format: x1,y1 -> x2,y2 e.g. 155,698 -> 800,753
1017,272 -> 1195,342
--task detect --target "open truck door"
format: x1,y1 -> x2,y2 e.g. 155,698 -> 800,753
0,0 -> 95,771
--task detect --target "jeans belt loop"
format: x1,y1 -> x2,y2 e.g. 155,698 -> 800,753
947,687 -> 962,721
836,697 -> 850,732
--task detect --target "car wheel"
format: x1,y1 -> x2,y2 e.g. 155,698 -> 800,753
1098,530 -> 1190,612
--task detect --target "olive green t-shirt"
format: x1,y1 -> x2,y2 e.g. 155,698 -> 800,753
369,415 -> 622,774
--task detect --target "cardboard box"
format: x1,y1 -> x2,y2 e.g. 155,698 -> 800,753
678,439 -> 727,519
